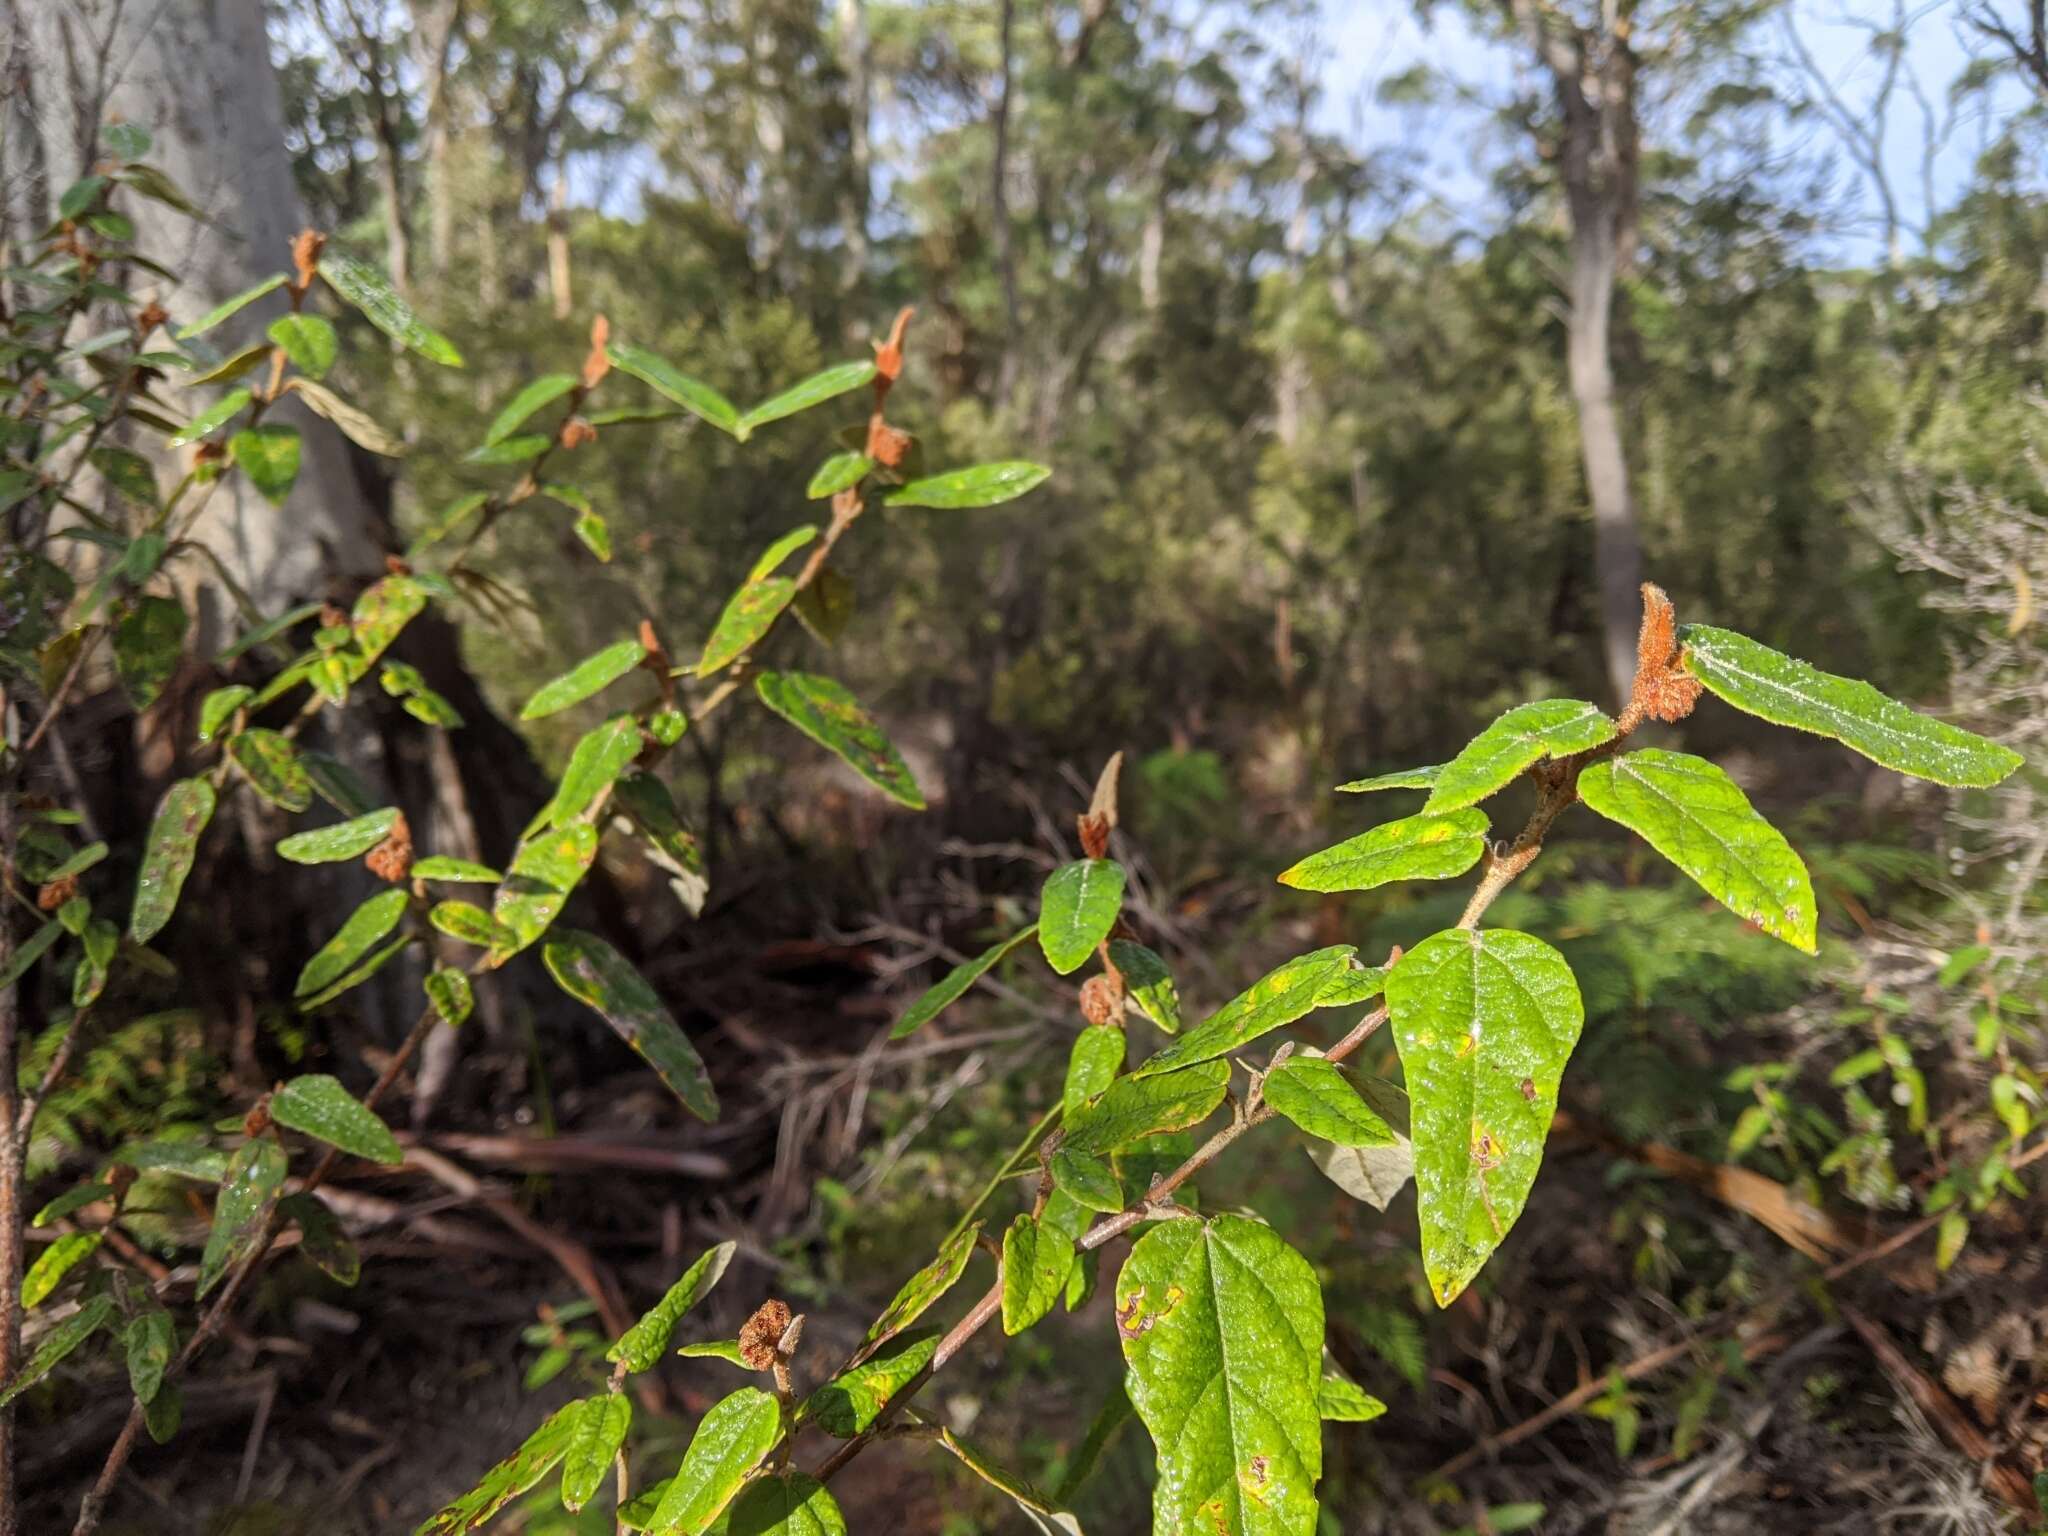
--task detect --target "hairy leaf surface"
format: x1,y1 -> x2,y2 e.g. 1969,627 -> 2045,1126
1277,810 -> 1488,894
1136,946 -> 1355,1077
1423,700 -> 1616,813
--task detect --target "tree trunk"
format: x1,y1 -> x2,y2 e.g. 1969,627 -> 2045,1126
836,0 -> 870,289
1566,221 -> 1643,706
547,168 -> 572,320
990,0 -> 1021,407
408,0 -> 462,279
371,95 -> 413,295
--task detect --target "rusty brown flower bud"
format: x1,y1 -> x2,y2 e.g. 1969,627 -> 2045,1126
1080,972 -> 1124,1027
559,416 -> 597,450
37,874 -> 79,911
364,812 -> 413,883
738,1299 -> 794,1370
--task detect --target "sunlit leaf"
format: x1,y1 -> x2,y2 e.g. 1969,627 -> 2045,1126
294,888 -> 408,1003
322,253 -> 463,366
228,424 -> 301,503
129,778 -> 214,942
885,461 -> 1051,509
543,928 -> 717,1122
1261,1057 -> 1397,1147
413,1400 -> 582,1535
739,361 -> 877,435
560,1393 -> 632,1513
196,1138 -> 288,1298
644,1388 -> 782,1534
1136,946 -> 1355,1077
175,274 -> 286,340
270,1074 -> 402,1163
485,373 -> 578,446
609,1240 -> 737,1372
803,1328 -> 938,1436
605,342 -> 739,434
891,926 -> 1039,1040
1038,860 -> 1124,976
1423,700 -> 1616,813
275,808 -> 401,865
1277,810 -> 1488,894
755,671 -> 923,809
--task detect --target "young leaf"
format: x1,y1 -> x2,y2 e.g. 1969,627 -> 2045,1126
1135,945 -> 1356,1078
607,1240 -> 737,1372
1336,765 -> 1441,793
604,342 -> 739,435
560,1393 -> 633,1513
114,595 -> 188,710
1003,1215 -> 1076,1336
1317,1374 -> 1387,1423
228,729 -> 311,812
229,424 -> 302,503
424,969 -> 473,1029
807,452 -> 872,499
543,928 -> 718,1122
0,1295 -> 113,1407
1065,1060 -> 1229,1157
294,889 -> 409,1003
1038,859 -> 1125,975
268,313 -> 337,378
1108,940 -> 1181,1033
175,274 -> 286,339
1277,809 -> 1488,894
129,779 -> 215,942
739,360 -> 877,435
676,1340 -> 750,1366
270,1074 -> 403,1163
1577,749 -> 1817,953
1064,1026 -> 1127,1115
196,1137 -> 288,1298
275,807 -> 401,865
802,1328 -> 939,1436
283,378 -> 406,456
1423,700 -> 1617,813
644,1388 -> 783,1534
124,1310 -> 175,1405
1051,1146 -> 1124,1213
1116,1215 -> 1323,1536
538,713 -> 643,829
1388,928 -> 1585,1306
698,576 -> 797,675
22,1231 -> 101,1307
892,925 -> 1039,1041
279,1192 -> 361,1284
755,671 -> 924,809
520,639 -> 647,721
491,823 -> 598,961
1262,1057 -> 1398,1147
726,1471 -> 847,1536
885,461 -> 1051,509
484,373 -> 578,446
858,1222 -> 980,1359
413,857 -> 502,883
413,1400 -> 583,1535
166,387 -> 252,446
1678,624 -> 2022,787
322,253 -> 463,366
573,511 -> 610,561
197,685 -> 251,742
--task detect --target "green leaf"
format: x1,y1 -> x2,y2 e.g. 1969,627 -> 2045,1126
491,824 -> 598,962
72,917 -> 117,1007
275,807 -> 401,865
676,1339 -> 750,1366
130,778 -> 215,942
0,920 -> 61,990
216,599 -> 324,662
804,1328 -> 939,1436
229,729 -> 311,812
698,577 -> 797,675
406,492 -> 491,558
186,342 -> 271,388
539,714 -> 644,829
270,1073 -> 403,1163
1277,810 -> 1488,894
1064,1026 -> 1127,1116
285,378 -> 406,456
229,424 -> 302,503
350,574 -> 429,668
104,121 -> 152,160
113,1138 -> 230,1183
1108,941 -> 1181,1033
197,685 -> 251,743
1305,1085 -> 1414,1213
1116,1215 -> 1323,1536
414,857 -> 502,883
1066,1060 -> 1228,1157
727,1472 -> 847,1536
885,461 -> 1051,509
644,1388 -> 782,1534
430,900 -> 513,951
860,1222 -> 980,1357
1051,1146 -> 1125,1212
573,512 -> 610,562
604,342 -> 739,435
1136,946 -> 1356,1078
413,1400 -> 582,1535
485,373 -> 578,446
125,1310 -> 175,1404
740,361 -> 877,435
1003,1215 -> 1075,1336
34,1182 -> 113,1227
929,1424 -> 1082,1533
1336,765 -> 1441,793
1577,749 -> 1817,953
321,253 -> 463,366
560,1393 -> 633,1513
1315,962 -> 1387,1008
754,671 -> 924,809
891,925 -> 1039,1041
43,841 -> 107,881
1039,860 -> 1125,975
516,638 -> 643,720
166,387 -> 252,446
22,1231 -> 101,1307
0,1294 -> 113,1407
197,1137 -> 288,1298
424,969 -> 473,1029
1262,1057 -> 1397,1147
175,274 -> 286,339
143,1380 -> 183,1442
1423,700 -> 1617,813
114,595 -> 188,710
543,929 -> 718,1122
268,313 -> 337,378
608,1240 -> 737,1371
807,452 -> 872,499
1388,928 -> 1585,1306
1678,624 -> 2022,787
1317,1374 -> 1386,1423
612,773 -> 708,915
279,1192 -> 360,1285
294,888 -> 409,1002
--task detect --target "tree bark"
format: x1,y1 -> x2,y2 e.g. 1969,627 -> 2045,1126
836,0 -> 871,289
1565,220 -> 1642,705
990,0 -> 1022,407
409,0 -> 463,279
